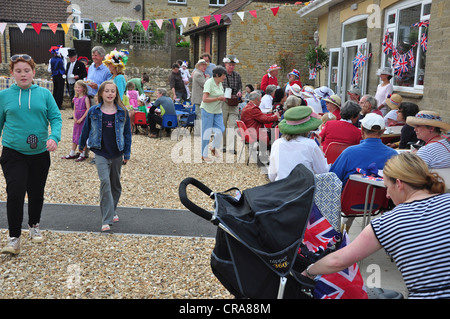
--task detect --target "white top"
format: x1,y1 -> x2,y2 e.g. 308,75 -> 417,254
259,94 -> 273,113
416,138 -> 450,169
374,82 -> 393,116
268,136 -> 329,181
304,97 -> 323,114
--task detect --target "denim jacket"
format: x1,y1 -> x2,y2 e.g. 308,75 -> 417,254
78,103 -> 132,160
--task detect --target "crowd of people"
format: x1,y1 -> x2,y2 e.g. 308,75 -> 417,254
2,48 -> 450,298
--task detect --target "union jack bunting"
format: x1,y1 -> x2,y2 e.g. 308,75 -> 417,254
303,205 -> 340,253
408,49 -> 415,68
421,32 -> 428,52
309,67 -> 317,80
383,37 -> 393,55
411,20 -> 429,28
352,52 -> 367,69
397,55 -> 409,74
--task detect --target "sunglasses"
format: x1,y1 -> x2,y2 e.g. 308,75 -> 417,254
10,54 -> 32,62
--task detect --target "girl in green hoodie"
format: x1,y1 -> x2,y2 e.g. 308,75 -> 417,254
0,54 -> 62,255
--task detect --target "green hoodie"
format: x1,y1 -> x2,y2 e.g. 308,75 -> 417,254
0,84 -> 62,155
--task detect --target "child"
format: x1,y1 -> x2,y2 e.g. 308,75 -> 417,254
180,61 -> 191,100
78,81 -> 132,232
62,80 -> 90,161
126,81 -> 139,110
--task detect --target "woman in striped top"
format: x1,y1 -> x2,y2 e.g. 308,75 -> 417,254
302,152 -> 449,298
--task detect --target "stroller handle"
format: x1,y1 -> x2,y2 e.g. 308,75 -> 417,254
179,177 -> 217,223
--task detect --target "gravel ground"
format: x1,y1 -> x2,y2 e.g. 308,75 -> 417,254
0,107 -> 269,299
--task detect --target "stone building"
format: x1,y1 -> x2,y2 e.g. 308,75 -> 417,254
183,0 -> 318,88
297,0 -> 449,122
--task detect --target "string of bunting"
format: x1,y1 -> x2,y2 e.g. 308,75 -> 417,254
0,3 -> 312,36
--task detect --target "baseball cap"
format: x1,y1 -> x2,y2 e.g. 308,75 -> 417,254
360,113 -> 385,130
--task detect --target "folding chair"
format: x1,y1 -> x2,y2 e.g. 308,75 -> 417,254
236,120 -> 258,165
340,178 -> 389,233
160,114 -> 178,139
324,142 -> 352,164
177,112 -> 196,140
134,111 -> 148,134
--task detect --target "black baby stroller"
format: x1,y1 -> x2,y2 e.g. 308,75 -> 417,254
178,164 -> 318,299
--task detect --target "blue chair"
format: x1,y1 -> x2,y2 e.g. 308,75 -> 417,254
174,103 -> 184,111
160,114 -> 178,138
177,113 -> 196,140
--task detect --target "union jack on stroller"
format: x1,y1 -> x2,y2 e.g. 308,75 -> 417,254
178,164 -> 368,299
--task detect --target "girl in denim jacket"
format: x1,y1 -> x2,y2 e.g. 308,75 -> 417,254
79,81 -> 132,232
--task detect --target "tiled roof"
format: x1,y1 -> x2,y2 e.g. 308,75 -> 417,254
0,0 -> 70,23
184,0 -> 299,35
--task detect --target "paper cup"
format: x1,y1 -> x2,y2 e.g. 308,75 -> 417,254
224,88 -> 232,99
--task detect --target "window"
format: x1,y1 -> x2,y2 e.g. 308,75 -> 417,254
210,0 -> 226,7
382,0 -> 431,91
168,0 -> 186,4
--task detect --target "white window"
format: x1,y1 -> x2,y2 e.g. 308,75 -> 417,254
168,0 -> 186,4
210,0 -> 226,7
382,0 -> 431,92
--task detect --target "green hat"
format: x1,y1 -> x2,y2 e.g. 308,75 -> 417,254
278,106 -> 322,135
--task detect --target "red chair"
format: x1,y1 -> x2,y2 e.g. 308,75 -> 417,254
236,120 -> 258,165
324,142 -> 352,164
340,178 -> 389,232
134,111 -> 147,125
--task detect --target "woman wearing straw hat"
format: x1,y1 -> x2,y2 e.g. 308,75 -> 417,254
323,94 -> 341,120
261,64 -> 281,92
268,106 -> 328,181
383,93 -> 404,127
406,111 -> 450,168
103,49 -> 129,101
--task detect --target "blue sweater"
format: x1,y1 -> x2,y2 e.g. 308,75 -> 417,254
330,138 -> 398,186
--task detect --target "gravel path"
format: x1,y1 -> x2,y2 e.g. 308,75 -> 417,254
0,108 -> 269,299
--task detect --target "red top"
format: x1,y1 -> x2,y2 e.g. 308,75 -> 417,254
241,102 -> 278,145
260,73 -> 278,92
319,120 -> 362,152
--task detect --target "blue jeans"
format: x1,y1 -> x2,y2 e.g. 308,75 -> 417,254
201,109 -> 225,157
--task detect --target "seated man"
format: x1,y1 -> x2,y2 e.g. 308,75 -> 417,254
330,113 -> 397,186
147,88 -> 177,138
358,95 -> 382,126
240,91 -> 280,151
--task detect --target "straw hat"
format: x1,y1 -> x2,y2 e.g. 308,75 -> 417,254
195,59 -> 207,68
267,64 -> 281,73
323,94 -> 341,108
376,67 -> 393,76
300,86 -> 316,99
103,49 -> 129,70
278,106 -> 322,135
406,111 -> 450,133
385,93 -> 402,110
289,84 -> 302,97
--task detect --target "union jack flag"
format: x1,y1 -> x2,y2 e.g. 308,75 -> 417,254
352,52 -> 367,69
397,55 -> 409,74
411,20 -> 429,28
309,68 -> 317,80
421,32 -> 428,52
408,49 -> 415,68
302,206 -> 368,299
383,38 -> 393,55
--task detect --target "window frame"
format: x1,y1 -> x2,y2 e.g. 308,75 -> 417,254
209,0 -> 227,7
168,0 -> 186,5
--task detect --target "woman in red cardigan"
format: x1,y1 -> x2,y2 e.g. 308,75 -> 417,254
260,64 -> 281,92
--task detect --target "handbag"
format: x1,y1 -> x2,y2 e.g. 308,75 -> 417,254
227,95 -> 239,106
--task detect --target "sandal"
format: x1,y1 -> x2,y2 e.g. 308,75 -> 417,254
210,148 -> 220,158
61,153 -> 79,159
202,156 -> 212,163
101,224 -> 110,232
75,155 -> 86,162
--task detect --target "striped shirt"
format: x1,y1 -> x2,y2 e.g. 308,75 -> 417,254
416,138 -> 450,168
371,193 -> 450,299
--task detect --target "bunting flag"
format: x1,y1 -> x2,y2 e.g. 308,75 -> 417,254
203,15 -> 211,25
32,23 -> 42,34
271,7 -> 279,16
155,19 -> 163,30
236,12 -> 245,21
169,18 -> 177,29
420,32 -> 428,52
383,37 -> 393,55
140,20 -> 150,31
113,22 -> 123,33
17,23 -> 27,33
408,49 -> 415,68
74,22 -> 84,34
101,22 -> 110,33
128,21 -> 137,31
0,23 -> 6,35
249,10 -> 257,18
213,14 -> 222,25
225,13 -> 232,22
309,67 -> 316,80
61,23 -> 70,34
47,23 -> 58,34
180,17 -> 188,27
191,16 -> 200,26
411,20 -> 429,28
352,52 -> 367,69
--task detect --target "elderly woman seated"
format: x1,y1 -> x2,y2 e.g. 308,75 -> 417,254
259,84 -> 277,114
406,110 -> 450,168
268,106 -> 329,181
319,100 -> 363,153
241,91 -> 280,152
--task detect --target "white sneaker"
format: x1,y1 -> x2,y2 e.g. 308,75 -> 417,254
28,224 -> 44,243
1,237 -> 20,255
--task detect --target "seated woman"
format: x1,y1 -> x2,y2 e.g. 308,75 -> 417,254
302,152 -> 450,299
406,111 -> 450,168
323,94 -> 341,120
387,102 -> 419,149
319,100 -> 362,153
268,106 -> 328,181
259,85 -> 277,114
147,88 -> 176,138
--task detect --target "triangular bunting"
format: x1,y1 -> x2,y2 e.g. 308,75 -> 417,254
249,10 -> 257,18
0,23 -> 6,35
180,17 -> 188,27
140,20 -> 150,31
47,23 -> 58,34
155,19 -> 163,30
128,21 -> 137,31
204,15 -> 211,25
32,23 -> 42,34
213,14 -> 222,25
74,22 -> 84,33
271,7 -> 279,16
101,22 -> 110,33
169,18 -> 177,29
61,23 -> 70,34
224,13 -> 233,22
113,22 -> 123,33
17,23 -> 27,33
236,12 -> 245,21
192,17 -> 200,26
